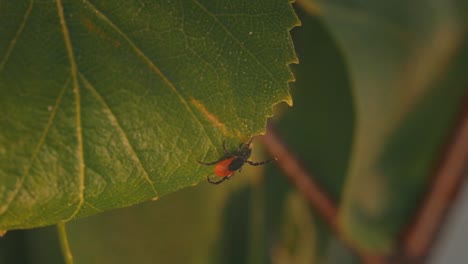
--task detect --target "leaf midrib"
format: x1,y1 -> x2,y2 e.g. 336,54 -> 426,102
56,0 -> 85,221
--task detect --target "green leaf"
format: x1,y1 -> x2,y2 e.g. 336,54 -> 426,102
0,0 -> 298,229
265,10 -> 355,263
312,0 -> 468,252
271,192 -> 319,264
67,184 -> 231,264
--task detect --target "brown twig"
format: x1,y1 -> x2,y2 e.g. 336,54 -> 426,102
400,95 -> 468,263
261,129 -> 388,264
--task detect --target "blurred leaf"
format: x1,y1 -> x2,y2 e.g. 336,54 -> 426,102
0,0 -> 298,229
63,158 -> 269,264
271,192 -> 317,264
0,226 -> 63,264
214,186 -> 255,264
1,178 -> 259,264
310,0 -> 468,252
266,7 -> 355,263
66,184 -> 233,264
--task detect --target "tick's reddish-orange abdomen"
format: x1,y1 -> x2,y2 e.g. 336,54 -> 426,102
214,157 -> 236,177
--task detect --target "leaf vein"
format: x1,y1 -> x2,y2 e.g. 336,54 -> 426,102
81,0 -> 218,147
191,0 -> 283,88
79,72 -> 159,196
0,79 -> 69,216
56,0 -> 85,221
0,0 -> 34,72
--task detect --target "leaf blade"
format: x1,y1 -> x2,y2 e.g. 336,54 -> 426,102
0,0 -> 299,229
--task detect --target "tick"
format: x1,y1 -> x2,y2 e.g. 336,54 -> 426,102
198,138 -> 276,184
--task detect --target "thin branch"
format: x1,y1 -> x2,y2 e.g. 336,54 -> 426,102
57,222 -> 74,264
261,129 -> 388,264
401,95 -> 468,263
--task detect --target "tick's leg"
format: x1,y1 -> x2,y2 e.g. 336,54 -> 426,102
246,137 -> 254,147
237,143 -> 243,152
207,175 -> 229,184
226,173 -> 236,180
247,157 -> 277,166
197,157 -> 225,166
223,140 -> 231,155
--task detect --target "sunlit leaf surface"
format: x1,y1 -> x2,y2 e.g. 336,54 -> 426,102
0,0 -> 298,229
